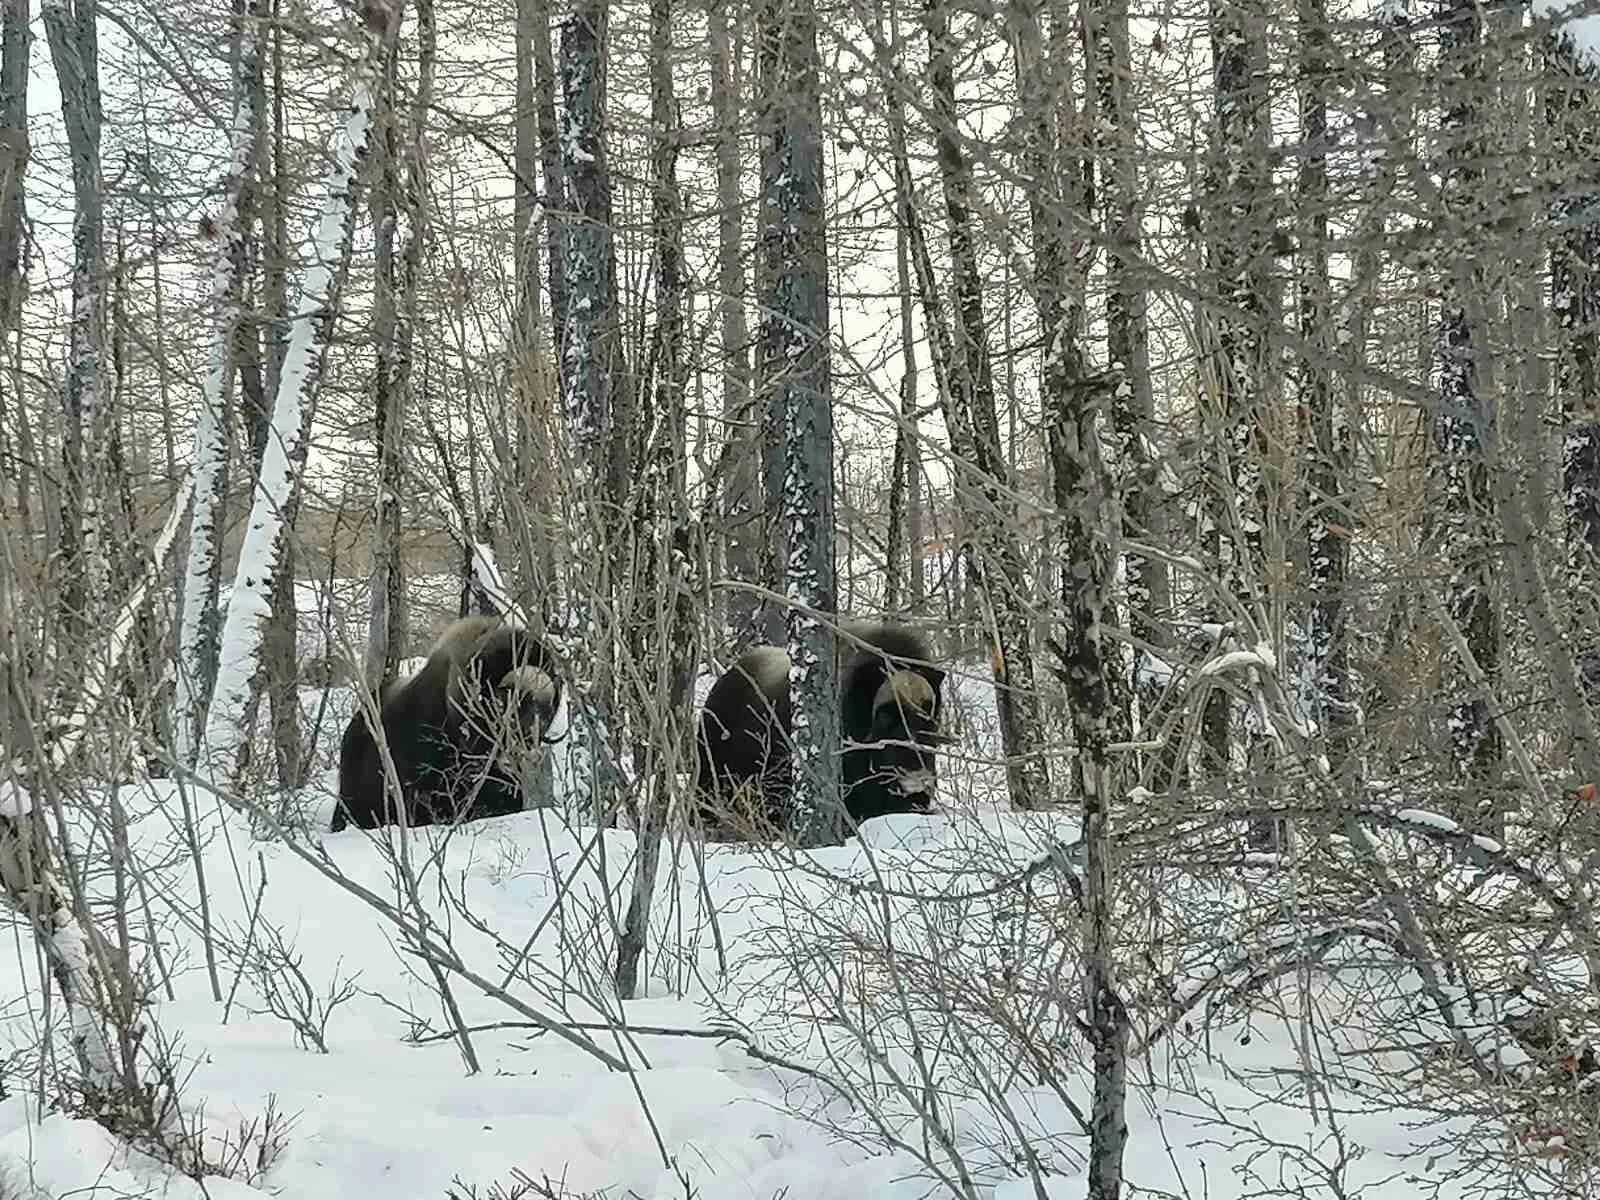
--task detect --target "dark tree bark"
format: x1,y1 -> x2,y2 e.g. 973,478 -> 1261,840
877,0 -> 923,617
0,0 -> 27,336
1297,0 -> 1353,783
1200,0 -> 1273,837
1087,0 -> 1168,782
510,0 -> 555,620
757,0 -> 840,844
559,0 -> 629,824
1431,0 -> 1501,831
1550,34 -> 1600,700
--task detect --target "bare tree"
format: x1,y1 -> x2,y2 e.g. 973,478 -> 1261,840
617,0 -> 696,995
201,0 -> 404,787
173,0 -> 267,764
929,0 -> 1050,811
877,0 -> 923,618
367,0 -> 434,688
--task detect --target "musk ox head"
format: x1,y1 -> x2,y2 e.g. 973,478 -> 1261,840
861,665 -> 949,805
445,627 -> 563,769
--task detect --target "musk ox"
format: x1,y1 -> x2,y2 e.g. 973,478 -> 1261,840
331,615 -> 564,832
693,619 -> 949,840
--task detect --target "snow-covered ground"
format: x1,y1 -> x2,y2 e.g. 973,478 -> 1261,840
0,666 -> 1579,1198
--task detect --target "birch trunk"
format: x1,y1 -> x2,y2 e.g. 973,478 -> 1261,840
173,0 -> 266,764
200,4 -> 400,788
1031,2 -> 1129,1184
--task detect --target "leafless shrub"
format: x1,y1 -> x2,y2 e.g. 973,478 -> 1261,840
243,921 -> 359,1054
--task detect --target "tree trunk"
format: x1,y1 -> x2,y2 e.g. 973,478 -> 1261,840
0,0 -> 30,559
510,0 -> 554,620
1087,0 -> 1167,781
1200,0 -> 1272,831
43,0 -> 107,648
533,0 -> 565,374
711,0 -> 758,645
559,0 -> 627,825
877,0 -> 922,617
1296,0 -> 1352,784
1431,0 -> 1501,832
926,0 -> 1050,811
174,0 -> 266,765
0,0 -> 27,335
1029,3 -> 1130,1187
201,3 -> 401,789
1550,34 -> 1600,698
365,0 -> 431,692
251,0 -> 303,789
757,0 -> 840,844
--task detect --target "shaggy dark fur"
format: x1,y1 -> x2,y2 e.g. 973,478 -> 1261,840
693,619 -> 948,840
332,616 -> 563,832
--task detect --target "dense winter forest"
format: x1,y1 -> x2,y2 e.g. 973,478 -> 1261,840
1,0 -> 1600,1193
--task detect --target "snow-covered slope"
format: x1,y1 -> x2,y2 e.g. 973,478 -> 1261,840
0,669 -> 1576,1198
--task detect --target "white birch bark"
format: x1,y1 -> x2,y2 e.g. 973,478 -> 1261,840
173,2 -> 265,764
199,7 -> 399,787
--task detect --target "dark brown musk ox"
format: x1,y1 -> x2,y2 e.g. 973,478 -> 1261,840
331,615 -> 564,832
692,618 -> 950,841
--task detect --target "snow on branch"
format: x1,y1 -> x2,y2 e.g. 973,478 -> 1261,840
198,13 -> 396,787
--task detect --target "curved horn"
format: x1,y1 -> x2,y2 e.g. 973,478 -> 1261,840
500,664 -> 557,708
872,670 -> 936,719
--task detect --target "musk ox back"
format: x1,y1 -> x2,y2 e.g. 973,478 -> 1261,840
332,615 -> 564,831
693,619 -> 947,840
